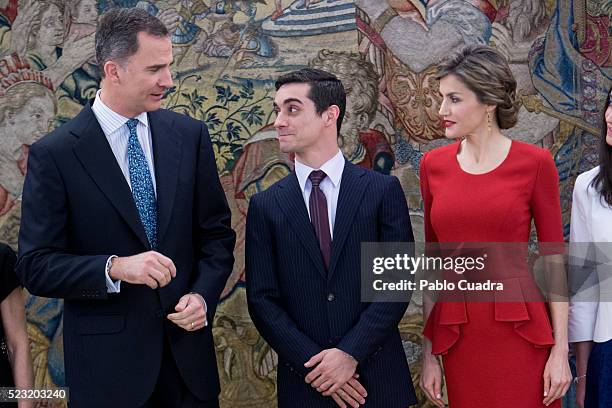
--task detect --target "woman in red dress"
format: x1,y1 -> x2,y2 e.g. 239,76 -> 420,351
418,45 -> 572,407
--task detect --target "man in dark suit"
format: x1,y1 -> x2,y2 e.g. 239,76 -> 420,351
245,68 -> 416,407
16,8 -> 235,408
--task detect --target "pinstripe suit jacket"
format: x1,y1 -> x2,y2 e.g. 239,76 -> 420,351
246,160 -> 417,407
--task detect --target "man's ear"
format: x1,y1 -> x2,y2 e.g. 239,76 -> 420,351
325,105 -> 341,127
103,60 -> 121,84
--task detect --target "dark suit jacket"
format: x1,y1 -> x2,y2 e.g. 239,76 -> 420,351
246,161 -> 417,407
16,102 -> 235,407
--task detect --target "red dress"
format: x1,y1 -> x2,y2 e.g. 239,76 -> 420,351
420,140 -> 563,408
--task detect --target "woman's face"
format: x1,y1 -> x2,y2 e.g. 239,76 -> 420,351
606,92 -> 612,147
38,4 -> 64,47
438,74 -> 490,139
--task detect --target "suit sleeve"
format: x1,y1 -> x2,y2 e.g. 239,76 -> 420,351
16,142 -> 109,300
336,176 -> 413,363
245,194 -> 323,376
189,123 -> 236,322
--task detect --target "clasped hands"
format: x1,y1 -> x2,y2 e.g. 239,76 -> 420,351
109,251 -> 207,331
304,348 -> 367,407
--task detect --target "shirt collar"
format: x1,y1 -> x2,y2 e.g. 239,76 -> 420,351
92,89 -> 149,136
295,150 -> 345,193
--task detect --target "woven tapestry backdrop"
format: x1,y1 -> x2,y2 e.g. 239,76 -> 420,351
0,0 -> 610,407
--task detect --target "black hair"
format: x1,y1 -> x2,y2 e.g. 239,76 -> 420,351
275,68 -> 346,136
591,86 -> 612,206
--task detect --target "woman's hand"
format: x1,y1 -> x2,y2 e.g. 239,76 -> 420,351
420,354 -> 445,407
542,345 -> 572,406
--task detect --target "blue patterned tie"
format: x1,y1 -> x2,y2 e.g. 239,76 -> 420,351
126,118 -> 157,249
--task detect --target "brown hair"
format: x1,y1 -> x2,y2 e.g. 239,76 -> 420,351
436,44 -> 519,129
275,68 -> 346,136
591,86 -> 612,206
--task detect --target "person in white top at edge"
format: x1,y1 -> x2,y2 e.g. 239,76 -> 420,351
569,86 -> 612,408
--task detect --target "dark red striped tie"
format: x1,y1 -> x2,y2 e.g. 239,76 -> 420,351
309,170 -> 331,270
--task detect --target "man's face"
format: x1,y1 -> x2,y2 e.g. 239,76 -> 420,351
115,32 -> 173,116
273,83 -> 328,154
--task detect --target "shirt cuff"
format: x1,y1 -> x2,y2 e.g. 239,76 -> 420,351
105,255 -> 121,293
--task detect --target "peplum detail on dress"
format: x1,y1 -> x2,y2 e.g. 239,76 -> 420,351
424,277 -> 555,355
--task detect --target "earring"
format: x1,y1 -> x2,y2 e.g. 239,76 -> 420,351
487,111 -> 492,136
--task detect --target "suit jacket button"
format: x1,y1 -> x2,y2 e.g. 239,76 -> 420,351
327,293 -> 335,302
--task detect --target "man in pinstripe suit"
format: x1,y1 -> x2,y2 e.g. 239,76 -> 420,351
246,68 -> 417,407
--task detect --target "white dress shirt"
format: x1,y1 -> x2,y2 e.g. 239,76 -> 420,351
92,90 -> 157,193
92,90 -> 157,293
294,150 -> 345,238
568,166 -> 612,343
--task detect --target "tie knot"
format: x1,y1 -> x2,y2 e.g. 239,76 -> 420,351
126,118 -> 139,134
309,170 -> 327,187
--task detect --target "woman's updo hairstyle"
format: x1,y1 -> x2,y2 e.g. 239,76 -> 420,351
436,44 -> 519,129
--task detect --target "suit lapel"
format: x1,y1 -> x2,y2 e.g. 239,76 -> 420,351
72,104 -> 150,248
275,173 -> 327,279
148,111 -> 181,245
328,162 -> 368,279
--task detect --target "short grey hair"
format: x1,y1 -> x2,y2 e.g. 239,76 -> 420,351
95,7 -> 169,78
